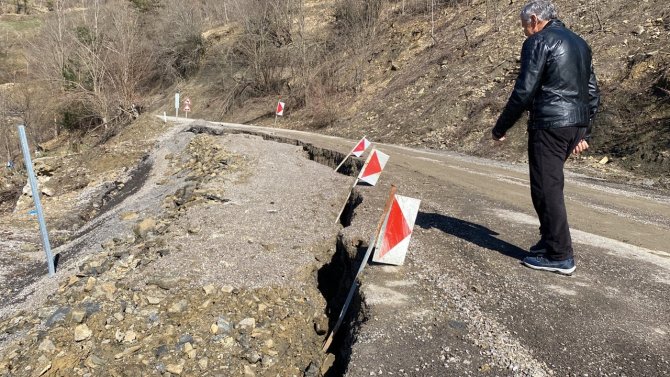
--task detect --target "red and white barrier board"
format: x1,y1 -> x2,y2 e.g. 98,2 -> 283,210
358,149 -> 389,186
276,101 -> 285,116
352,137 -> 371,158
372,194 -> 421,266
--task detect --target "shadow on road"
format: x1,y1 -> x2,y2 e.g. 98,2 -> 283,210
416,211 -> 527,261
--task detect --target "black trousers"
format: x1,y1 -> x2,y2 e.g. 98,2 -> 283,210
528,126 -> 585,261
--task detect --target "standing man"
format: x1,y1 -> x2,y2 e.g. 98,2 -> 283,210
492,0 -> 600,275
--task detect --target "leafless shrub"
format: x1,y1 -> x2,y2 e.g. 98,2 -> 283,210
227,0 -> 298,94
333,0 -> 384,37
149,0 -> 207,85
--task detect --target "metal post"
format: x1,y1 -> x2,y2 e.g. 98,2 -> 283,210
18,125 -> 55,276
175,91 -> 180,118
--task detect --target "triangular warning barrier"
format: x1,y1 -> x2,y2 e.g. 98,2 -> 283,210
358,149 -> 389,186
373,195 -> 421,266
351,137 -> 371,158
334,136 -> 371,172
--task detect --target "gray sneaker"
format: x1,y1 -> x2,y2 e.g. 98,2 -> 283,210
522,255 -> 576,275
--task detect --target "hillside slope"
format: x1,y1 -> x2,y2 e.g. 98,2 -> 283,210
186,0 -> 669,186
0,0 -> 668,195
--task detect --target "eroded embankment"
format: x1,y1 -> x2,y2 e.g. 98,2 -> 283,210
189,124 -> 371,376
0,126 -> 374,377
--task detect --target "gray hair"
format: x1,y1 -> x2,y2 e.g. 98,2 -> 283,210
520,0 -> 558,22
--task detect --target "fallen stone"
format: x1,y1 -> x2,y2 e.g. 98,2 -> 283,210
114,345 -> 141,359
262,355 -> 276,368
66,276 -> 79,288
37,362 -> 52,376
133,218 -> 156,239
314,315 -> 328,335
123,330 -> 137,343
221,285 -> 234,294
147,278 -> 178,290
198,358 -> 209,370
187,349 -> 196,359
237,318 -> 256,330
177,334 -> 194,346
168,300 -> 188,314
244,350 -> 261,364
321,353 -> 336,375
203,284 -> 216,295
84,355 -> 105,369
217,317 -> 232,333
166,361 -> 185,375
71,309 -> 86,324
46,307 -> 71,327
244,365 -> 256,377
84,277 -> 97,292
74,324 -> 92,342
38,338 -> 56,354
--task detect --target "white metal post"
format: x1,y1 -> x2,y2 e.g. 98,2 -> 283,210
175,92 -> 180,118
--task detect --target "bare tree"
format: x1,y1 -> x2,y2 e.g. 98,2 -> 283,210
26,0 -> 158,138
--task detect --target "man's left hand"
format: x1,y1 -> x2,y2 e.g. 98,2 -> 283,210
573,139 -> 589,155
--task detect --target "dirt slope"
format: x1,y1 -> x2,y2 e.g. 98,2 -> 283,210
183,0 -> 669,186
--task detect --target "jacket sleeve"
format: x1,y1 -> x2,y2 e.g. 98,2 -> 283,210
492,36 -> 548,138
585,63 -> 600,141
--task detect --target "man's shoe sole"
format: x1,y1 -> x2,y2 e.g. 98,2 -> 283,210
522,261 -> 576,275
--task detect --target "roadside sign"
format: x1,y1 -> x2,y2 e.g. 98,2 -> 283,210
372,195 -> 421,265
358,149 -> 390,186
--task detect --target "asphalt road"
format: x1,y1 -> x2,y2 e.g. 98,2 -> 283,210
171,117 -> 670,376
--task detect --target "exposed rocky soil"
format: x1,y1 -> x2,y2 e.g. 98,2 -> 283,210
0,122 -> 358,377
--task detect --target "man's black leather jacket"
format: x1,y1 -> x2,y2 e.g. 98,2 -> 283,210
492,19 -> 600,140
